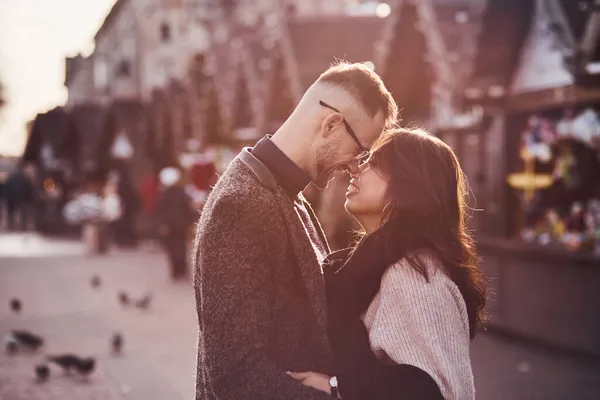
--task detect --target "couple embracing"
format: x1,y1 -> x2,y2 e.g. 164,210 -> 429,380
193,62 -> 486,400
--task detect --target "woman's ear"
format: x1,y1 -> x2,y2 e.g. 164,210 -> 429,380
381,191 -> 394,219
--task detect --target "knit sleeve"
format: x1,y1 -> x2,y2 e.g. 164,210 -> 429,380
366,259 -> 475,400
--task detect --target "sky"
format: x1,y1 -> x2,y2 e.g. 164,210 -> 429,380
0,0 -> 117,157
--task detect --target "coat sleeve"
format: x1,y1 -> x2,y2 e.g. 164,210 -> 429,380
194,192 -> 330,400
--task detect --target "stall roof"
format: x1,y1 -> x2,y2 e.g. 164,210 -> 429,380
559,0 -> 600,62
23,107 -> 77,167
433,1 -> 487,93
467,0 -> 535,91
467,0 -> 600,96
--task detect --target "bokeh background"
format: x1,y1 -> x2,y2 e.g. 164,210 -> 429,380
1,1 -> 600,399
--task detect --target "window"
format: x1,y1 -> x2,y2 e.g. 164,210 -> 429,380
93,58 -> 109,91
160,22 -> 171,42
116,60 -> 131,78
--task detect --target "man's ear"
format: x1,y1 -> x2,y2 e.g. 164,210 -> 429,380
320,114 -> 344,138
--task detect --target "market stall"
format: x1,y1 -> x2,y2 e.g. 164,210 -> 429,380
459,0 -> 600,356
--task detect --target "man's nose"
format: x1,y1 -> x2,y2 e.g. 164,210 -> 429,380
345,163 -> 360,177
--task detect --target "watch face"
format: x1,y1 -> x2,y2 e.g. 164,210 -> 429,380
329,376 -> 338,387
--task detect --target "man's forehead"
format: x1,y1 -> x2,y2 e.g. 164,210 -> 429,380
359,110 -> 386,146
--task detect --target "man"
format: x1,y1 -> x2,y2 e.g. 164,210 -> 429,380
4,164 -> 36,231
157,166 -> 195,280
193,62 -> 397,399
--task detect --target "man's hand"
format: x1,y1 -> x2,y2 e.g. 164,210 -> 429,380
288,371 -> 332,395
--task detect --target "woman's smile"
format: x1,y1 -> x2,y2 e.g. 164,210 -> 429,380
346,179 -> 359,196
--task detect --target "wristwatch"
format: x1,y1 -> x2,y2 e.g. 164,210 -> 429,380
329,376 -> 339,398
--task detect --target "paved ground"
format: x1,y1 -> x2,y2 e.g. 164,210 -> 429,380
1,232 -> 599,399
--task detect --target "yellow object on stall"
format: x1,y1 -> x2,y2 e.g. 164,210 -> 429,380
507,148 -> 553,203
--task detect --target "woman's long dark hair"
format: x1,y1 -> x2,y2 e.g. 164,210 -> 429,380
363,127 -> 486,339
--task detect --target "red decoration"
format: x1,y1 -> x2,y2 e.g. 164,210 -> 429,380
191,161 -> 216,191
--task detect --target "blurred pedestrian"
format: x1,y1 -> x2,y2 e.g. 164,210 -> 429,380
139,168 -> 160,238
112,167 -> 140,248
4,164 -> 36,231
63,178 -> 121,254
157,167 -> 195,280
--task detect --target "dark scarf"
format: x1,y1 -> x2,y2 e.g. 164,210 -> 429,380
323,221 -> 444,399
323,219 -> 427,322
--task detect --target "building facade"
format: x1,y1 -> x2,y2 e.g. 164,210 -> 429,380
65,0 -> 355,106
66,0 -> 213,106
64,55 -> 96,108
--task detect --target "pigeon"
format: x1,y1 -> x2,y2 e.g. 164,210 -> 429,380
118,292 -> 129,306
11,330 -> 44,351
111,333 -> 123,354
47,354 -> 96,376
10,297 -> 22,313
47,354 -> 79,373
134,293 -> 152,310
76,357 -> 96,377
90,275 -> 101,288
4,334 -> 18,355
35,364 -> 50,382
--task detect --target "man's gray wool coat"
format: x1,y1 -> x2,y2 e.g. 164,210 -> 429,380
193,148 -> 333,399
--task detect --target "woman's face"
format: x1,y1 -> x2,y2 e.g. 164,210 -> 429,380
344,159 -> 389,222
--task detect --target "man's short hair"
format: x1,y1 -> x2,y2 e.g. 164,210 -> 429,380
317,61 -> 398,128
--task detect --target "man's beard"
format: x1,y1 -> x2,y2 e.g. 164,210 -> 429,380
314,164 -> 335,189
313,140 -> 341,189
314,159 -> 342,189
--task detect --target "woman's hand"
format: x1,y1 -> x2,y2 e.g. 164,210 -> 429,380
288,371 -> 332,395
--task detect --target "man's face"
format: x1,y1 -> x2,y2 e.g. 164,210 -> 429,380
313,110 -> 385,189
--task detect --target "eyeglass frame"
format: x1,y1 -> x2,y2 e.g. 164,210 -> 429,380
319,100 -> 369,156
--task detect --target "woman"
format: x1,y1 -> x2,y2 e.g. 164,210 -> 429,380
290,127 -> 486,399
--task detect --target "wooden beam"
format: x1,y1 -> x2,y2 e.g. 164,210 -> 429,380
505,85 -> 600,113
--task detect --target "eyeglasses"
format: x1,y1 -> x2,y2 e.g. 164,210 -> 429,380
319,100 -> 368,156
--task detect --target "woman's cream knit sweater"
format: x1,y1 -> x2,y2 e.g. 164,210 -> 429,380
362,255 -> 475,400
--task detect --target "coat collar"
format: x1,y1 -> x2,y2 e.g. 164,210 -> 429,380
239,148 -> 279,192
251,135 -> 311,198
